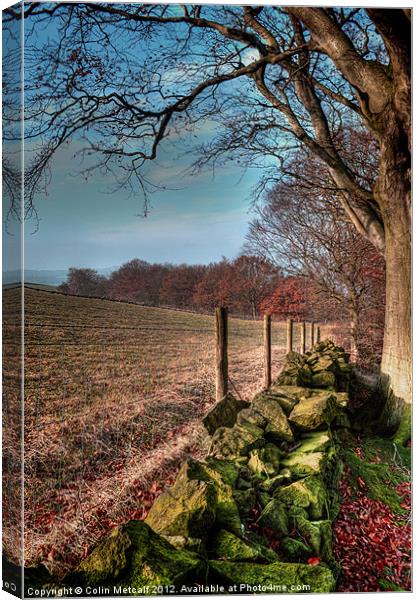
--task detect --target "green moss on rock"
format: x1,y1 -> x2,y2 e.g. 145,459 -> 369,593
204,457 -> 240,487
161,536 -> 204,554
288,508 -> 333,563
236,408 -> 268,429
297,431 -> 331,453
275,476 -> 327,520
145,469 -> 216,539
202,393 -> 249,435
257,499 -> 288,537
210,423 -> 265,459
263,391 -> 300,416
310,356 -> 336,374
67,521 -> 202,590
247,444 -> 282,477
67,526 -> 131,587
209,559 -> 335,593
280,537 -> 311,561
270,385 -> 313,401
233,488 -> 256,518
311,371 -> 336,390
335,392 -> 349,408
288,393 -> 336,431
259,472 -> 291,494
211,530 -> 277,563
281,452 -> 326,479
146,459 -> 242,538
252,394 -> 294,443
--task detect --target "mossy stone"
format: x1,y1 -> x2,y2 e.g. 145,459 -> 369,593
276,372 -> 302,387
289,508 -> 333,562
281,452 -> 326,479
252,394 -> 294,443
333,411 -> 351,429
203,393 -> 249,435
67,526 -> 131,587
270,385 -> 313,401
204,457 -> 240,487
297,431 -> 331,453
161,536 -> 204,554
257,499 -> 288,537
289,350 -> 306,363
274,396 -> 299,416
67,521 -> 202,590
280,537 -> 312,561
201,464 -> 243,536
247,443 -> 282,476
233,488 -> 256,518
299,365 -> 313,386
145,466 -> 217,539
146,459 -> 242,538
262,443 -> 283,467
210,423 -> 265,459
259,473 -> 291,494
211,530 -> 277,563
275,476 -> 327,520
288,393 -> 336,431
311,371 -> 336,389
260,390 -> 300,416
236,476 -> 252,490
236,407 -> 268,429
209,560 -> 335,592
310,356 -> 336,373
335,392 -> 349,408
257,490 -> 274,509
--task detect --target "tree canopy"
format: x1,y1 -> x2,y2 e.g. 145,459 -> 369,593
4,5 -> 409,252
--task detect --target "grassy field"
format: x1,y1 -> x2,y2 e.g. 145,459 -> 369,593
3,287 -> 336,576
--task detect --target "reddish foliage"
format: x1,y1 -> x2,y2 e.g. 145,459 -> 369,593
260,276 -> 318,321
333,469 -> 411,592
61,255 -> 280,318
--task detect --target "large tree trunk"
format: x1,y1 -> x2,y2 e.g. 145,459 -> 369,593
378,226 -> 411,435
375,111 -> 411,438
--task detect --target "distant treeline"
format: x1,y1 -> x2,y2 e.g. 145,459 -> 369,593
58,256 -> 329,320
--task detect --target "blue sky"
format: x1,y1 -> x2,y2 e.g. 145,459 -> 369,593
2,4 -> 276,274
20,139 -> 265,271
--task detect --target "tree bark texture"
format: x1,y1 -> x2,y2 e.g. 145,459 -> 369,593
375,106 -> 411,433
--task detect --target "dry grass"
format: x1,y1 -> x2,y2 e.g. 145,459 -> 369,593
2,288 -> 288,576
3,287 -> 337,577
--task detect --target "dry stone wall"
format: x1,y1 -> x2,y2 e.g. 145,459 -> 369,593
66,340 -> 353,595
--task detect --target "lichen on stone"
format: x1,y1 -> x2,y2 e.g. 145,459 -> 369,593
209,559 -> 335,593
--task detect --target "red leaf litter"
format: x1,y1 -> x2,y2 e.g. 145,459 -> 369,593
333,468 -> 411,592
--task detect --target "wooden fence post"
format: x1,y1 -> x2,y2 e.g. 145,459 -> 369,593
286,318 -> 293,354
300,321 -> 306,354
263,314 -> 272,389
215,307 -> 228,401
316,325 -> 321,344
309,322 -> 315,349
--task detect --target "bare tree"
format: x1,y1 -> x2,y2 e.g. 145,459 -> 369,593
59,267 -> 107,297
232,255 -> 280,319
246,172 -> 385,363
5,5 -> 410,432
